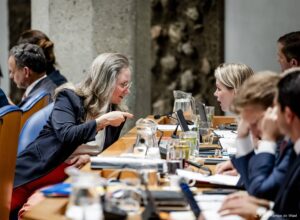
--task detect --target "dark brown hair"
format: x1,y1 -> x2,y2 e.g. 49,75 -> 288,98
18,30 -> 56,67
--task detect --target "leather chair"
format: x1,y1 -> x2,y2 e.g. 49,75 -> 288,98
212,116 -> 237,129
18,103 -> 54,155
20,91 -> 51,129
0,105 -> 22,220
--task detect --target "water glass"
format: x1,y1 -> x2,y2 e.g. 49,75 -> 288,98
179,131 -> 199,157
205,106 -> 215,126
166,139 -> 184,175
199,122 -> 214,145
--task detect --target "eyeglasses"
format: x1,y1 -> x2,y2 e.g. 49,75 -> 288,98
119,81 -> 132,90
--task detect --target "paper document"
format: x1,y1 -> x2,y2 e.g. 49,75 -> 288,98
214,130 -> 237,139
157,124 -> 195,131
176,169 -> 239,186
195,194 -> 242,220
219,138 -> 236,154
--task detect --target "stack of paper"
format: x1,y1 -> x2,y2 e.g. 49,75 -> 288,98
176,169 -> 240,186
195,194 -> 242,220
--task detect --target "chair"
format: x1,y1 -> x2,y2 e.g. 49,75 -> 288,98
18,103 -> 54,155
212,116 -> 237,129
0,105 -> 22,220
20,91 -> 51,129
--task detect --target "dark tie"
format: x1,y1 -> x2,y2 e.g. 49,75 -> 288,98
279,139 -> 288,156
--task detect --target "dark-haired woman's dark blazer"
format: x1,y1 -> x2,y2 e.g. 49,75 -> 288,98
14,89 -> 124,188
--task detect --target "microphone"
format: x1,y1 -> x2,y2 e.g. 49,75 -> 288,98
153,112 -> 173,120
154,112 -> 194,125
171,123 -> 180,139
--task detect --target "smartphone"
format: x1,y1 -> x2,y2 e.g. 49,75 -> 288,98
175,109 -> 190,132
179,178 -> 201,218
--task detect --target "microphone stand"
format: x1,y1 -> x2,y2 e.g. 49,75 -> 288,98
171,123 -> 180,139
140,171 -> 160,220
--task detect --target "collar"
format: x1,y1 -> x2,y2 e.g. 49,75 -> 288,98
24,75 -> 47,97
294,138 -> 300,155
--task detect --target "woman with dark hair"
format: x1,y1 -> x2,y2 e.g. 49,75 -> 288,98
18,29 -> 67,86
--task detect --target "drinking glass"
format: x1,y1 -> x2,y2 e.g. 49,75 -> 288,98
66,172 -> 103,220
205,106 -> 215,127
166,139 -> 183,175
180,131 -> 199,158
199,122 -> 214,145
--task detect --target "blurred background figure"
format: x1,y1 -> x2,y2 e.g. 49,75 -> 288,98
8,43 -> 57,106
18,29 -> 67,87
214,63 -> 254,113
277,31 -> 300,71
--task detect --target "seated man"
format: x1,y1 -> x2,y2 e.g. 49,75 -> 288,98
0,88 -> 9,108
8,43 -> 57,107
277,31 -> 300,71
218,73 -> 294,201
219,68 -> 300,219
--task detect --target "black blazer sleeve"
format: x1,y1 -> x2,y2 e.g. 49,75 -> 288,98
52,90 -> 97,146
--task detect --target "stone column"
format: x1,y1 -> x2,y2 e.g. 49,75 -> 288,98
31,0 -> 151,131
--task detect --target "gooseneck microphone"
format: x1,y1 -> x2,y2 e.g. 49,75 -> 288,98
153,112 -> 174,120
154,112 -> 194,125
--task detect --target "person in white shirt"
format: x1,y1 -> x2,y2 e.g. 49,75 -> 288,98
218,68 -> 300,220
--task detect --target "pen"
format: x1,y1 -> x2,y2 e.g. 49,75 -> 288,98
186,160 -> 212,176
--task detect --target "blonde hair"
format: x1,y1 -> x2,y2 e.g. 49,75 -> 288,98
214,63 -> 254,91
232,73 -> 280,114
55,53 -> 129,118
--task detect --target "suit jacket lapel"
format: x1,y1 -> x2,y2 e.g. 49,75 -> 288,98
274,152 -> 300,210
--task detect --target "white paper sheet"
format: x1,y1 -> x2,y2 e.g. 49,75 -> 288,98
195,194 -> 242,220
176,169 -> 240,186
213,130 -> 237,139
157,124 -> 196,131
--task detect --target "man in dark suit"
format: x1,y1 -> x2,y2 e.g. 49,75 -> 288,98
8,43 -> 57,107
218,69 -> 300,219
0,88 -> 9,108
228,73 -> 295,201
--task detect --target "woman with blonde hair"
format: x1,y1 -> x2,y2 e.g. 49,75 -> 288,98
214,63 -> 254,112
11,53 -> 134,214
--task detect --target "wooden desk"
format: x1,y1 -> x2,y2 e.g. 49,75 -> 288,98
22,116 -> 232,220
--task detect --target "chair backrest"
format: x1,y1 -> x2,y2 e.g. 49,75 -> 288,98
212,116 -> 237,129
0,105 -> 22,220
20,91 -> 51,129
18,103 -> 54,155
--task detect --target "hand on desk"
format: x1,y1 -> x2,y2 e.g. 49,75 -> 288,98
219,193 -> 271,219
66,154 -> 90,169
215,160 -> 238,176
